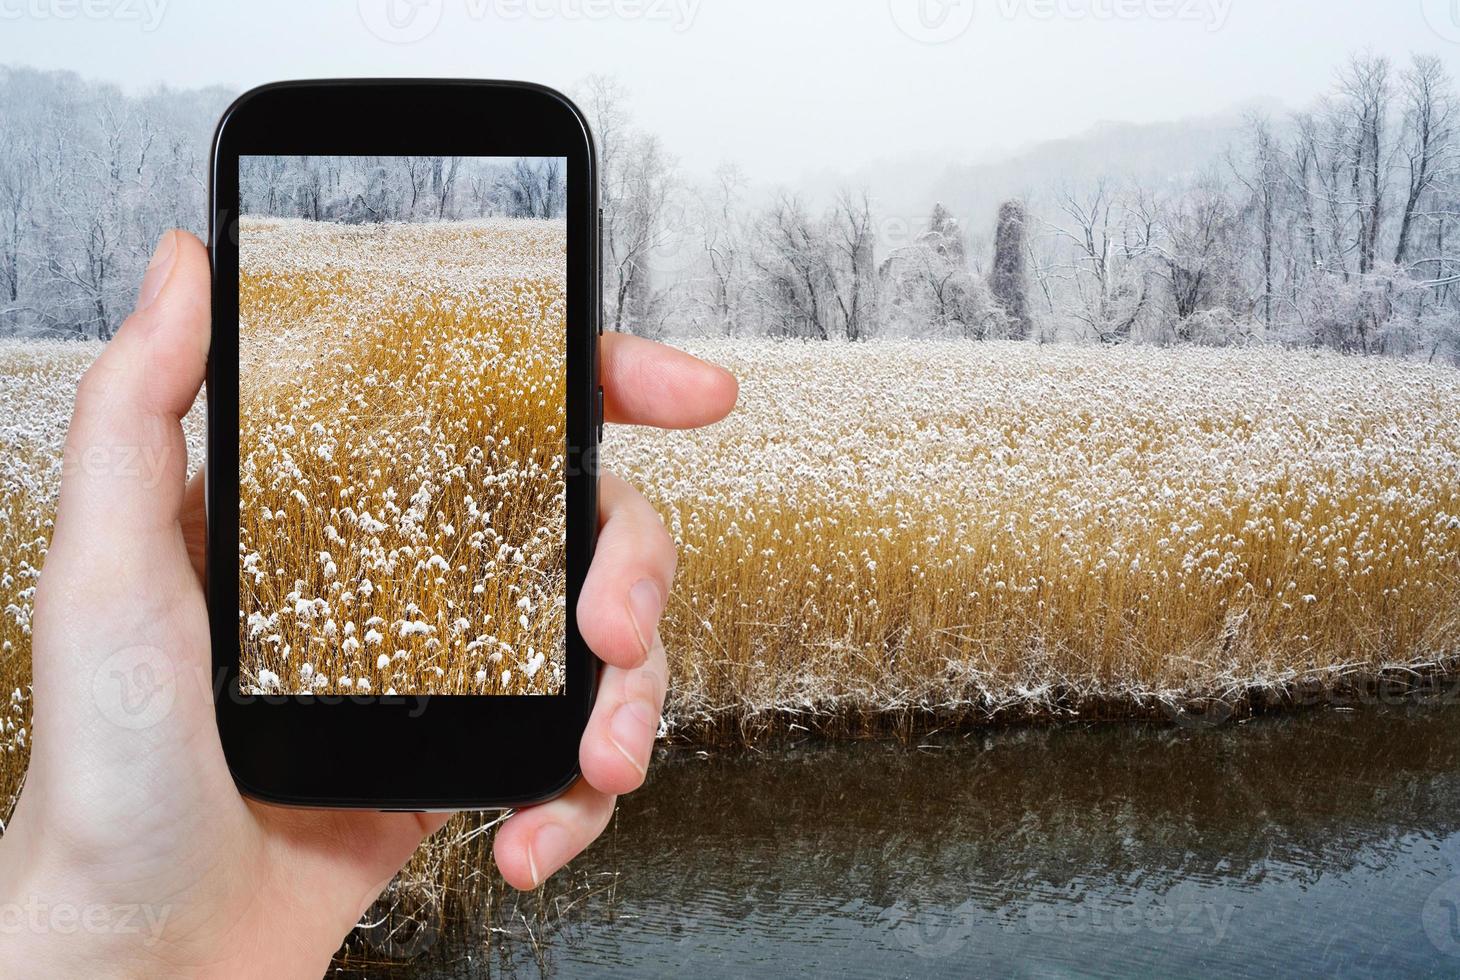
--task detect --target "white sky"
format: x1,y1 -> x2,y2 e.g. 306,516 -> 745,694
3,0 -> 1459,179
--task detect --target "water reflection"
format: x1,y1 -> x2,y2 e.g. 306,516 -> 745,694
413,704 -> 1460,977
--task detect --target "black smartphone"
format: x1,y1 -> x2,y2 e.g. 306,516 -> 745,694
207,80 -> 600,809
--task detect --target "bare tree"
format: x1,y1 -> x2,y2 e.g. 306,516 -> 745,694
1155,174 -> 1238,331
754,193 -> 833,340
502,157 -> 565,218
400,156 -> 429,216
435,155 -> 462,219
579,75 -> 679,335
1051,181 -> 1152,342
1394,55 -> 1456,268
1336,54 -> 1394,276
1232,116 -> 1282,330
830,189 -> 877,341
695,163 -> 751,335
0,107 -> 34,329
43,91 -> 139,339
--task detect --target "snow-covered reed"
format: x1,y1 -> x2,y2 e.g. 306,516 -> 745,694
4,321 -> 1460,824
608,340 -> 1460,735
237,217 -> 568,696
0,340 -> 205,821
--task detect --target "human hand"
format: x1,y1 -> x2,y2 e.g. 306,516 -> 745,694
0,230 -> 736,977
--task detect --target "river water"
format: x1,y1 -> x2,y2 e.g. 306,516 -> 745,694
379,702 -> 1460,977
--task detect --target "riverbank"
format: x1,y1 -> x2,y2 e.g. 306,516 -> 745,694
334,698 -> 1460,976
658,653 -> 1460,742
615,341 -> 1460,744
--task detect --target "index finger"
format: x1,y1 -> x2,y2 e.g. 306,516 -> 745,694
601,333 -> 738,429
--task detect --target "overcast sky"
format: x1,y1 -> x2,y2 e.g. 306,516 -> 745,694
3,0 -> 1459,178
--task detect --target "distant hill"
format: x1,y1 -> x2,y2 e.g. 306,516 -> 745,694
770,99 -> 1286,242
927,102 -> 1283,232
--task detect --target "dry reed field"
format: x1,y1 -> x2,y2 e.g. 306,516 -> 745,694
4,332 -> 1460,822
0,340 -> 204,827
237,217 -> 568,697
610,340 -> 1460,735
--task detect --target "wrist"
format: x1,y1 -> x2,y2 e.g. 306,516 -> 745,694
0,834 -> 176,978
1,793 -> 366,979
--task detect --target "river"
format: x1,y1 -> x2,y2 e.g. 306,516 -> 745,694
354,701 -> 1460,977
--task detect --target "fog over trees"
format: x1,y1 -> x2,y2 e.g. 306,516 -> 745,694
2,56 -> 1459,362
585,55 -> 1460,363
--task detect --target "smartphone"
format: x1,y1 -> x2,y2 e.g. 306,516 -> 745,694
207,80 -> 600,809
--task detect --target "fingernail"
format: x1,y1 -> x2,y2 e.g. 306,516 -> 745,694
609,697 -> 659,777
626,579 -> 663,661
136,231 -> 177,312
528,823 -> 574,888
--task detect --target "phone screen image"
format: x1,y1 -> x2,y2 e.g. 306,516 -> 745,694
236,155 -> 568,698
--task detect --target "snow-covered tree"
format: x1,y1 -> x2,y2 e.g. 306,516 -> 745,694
989,199 -> 1032,340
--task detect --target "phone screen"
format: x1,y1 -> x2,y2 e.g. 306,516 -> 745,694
236,155 -> 568,698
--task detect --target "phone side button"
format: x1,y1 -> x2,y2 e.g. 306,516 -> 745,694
596,385 -> 605,444
597,207 -> 604,335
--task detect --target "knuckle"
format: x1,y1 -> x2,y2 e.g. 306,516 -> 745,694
624,664 -> 665,711
72,358 -> 112,409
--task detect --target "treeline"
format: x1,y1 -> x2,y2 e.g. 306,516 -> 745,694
0,67 -> 564,340
239,155 -> 565,223
0,66 -> 229,339
4,59 -> 1460,362
589,56 -> 1460,362
1018,53 -> 1460,358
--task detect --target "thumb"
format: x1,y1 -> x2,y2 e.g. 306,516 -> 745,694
50,230 -> 210,558
29,231 -> 214,774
